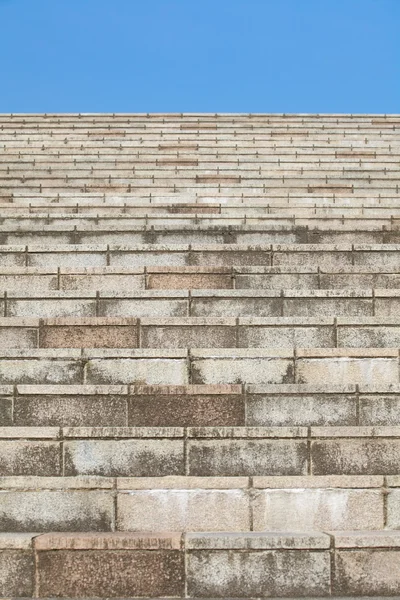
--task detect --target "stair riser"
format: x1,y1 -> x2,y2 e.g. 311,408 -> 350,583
0,485 -> 393,532
2,431 -> 400,477
3,532 -> 400,598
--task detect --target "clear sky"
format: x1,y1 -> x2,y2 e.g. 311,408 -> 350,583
0,0 -> 399,113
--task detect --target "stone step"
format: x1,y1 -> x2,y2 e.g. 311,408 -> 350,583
0,474 -> 394,533
3,382 -> 400,428
2,289 -> 400,318
4,193 -> 400,205
6,316 -> 400,349
0,347 -> 398,385
2,425 -> 400,477
3,242 -> 400,269
5,530 -> 400,598
4,205 -> 400,219
6,266 -> 400,292
2,222 -> 400,245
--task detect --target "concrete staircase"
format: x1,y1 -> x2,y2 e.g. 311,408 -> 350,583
1,112 -> 400,597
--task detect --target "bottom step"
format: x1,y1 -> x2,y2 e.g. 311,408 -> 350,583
2,531 -> 400,597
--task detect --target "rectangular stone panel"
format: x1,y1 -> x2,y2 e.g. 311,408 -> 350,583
0,441 -> 60,476
14,392 -> 128,427
239,322 -> 334,348
147,271 -> 233,289
187,549 -> 330,597
360,394 -> 400,426
39,321 -> 139,348
0,490 -> 113,532
128,389 -> 244,427
311,438 -> 400,475
0,549 -> 34,596
188,439 -> 307,476
64,439 -> 184,476
252,488 -> 383,530
334,549 -> 400,595
141,320 -> 236,348
191,350 -> 294,385
117,489 -> 250,532
86,357 -> 188,385
37,548 -> 184,597
247,391 -> 357,427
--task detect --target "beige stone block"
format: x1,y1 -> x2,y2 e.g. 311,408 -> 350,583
64,439 -> 184,476
117,489 -> 250,531
188,439 -> 307,476
187,549 -> 330,597
297,356 -> 398,385
0,490 -> 113,531
191,350 -> 294,385
86,357 -> 188,385
0,441 -> 60,476
252,488 -> 383,530
334,549 -> 400,595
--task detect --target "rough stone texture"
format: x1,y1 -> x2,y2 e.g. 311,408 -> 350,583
64,439 -> 184,476
334,550 -> 400,595
247,391 -> 357,426
14,392 -> 128,427
37,549 -> 184,597
188,439 -> 307,476
40,322 -> 139,348
0,441 -> 60,476
311,439 -> 400,475
2,113 -> 400,596
0,490 -> 113,532
187,549 -> 330,597
252,488 -> 383,530
128,391 -> 244,426
117,489 -> 250,531
0,549 -> 34,596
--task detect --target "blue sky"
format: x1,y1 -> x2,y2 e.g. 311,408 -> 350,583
0,0 -> 399,113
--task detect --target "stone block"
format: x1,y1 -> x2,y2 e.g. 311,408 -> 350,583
297,349 -> 399,385
64,439 -> 184,476
36,532 -> 184,598
0,540 -> 33,596
141,318 -> 236,348
147,268 -> 233,289
311,435 -> 400,475
191,291 -> 281,317
252,488 -> 383,530
117,489 -> 250,531
360,393 -> 400,426
186,532 -> 330,597
191,349 -> 294,385
0,490 -> 113,531
239,318 -> 334,348
128,384 -> 244,426
247,385 -> 357,426
188,437 -> 307,476
0,440 -> 60,476
39,318 -> 139,348
15,390 -> 128,427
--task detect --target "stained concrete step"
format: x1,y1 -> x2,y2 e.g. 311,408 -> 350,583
3,383 -> 400,428
0,474 -> 394,533
6,316 -> 400,349
6,265 -> 400,292
4,530 -> 400,598
3,243 -> 400,270
2,289 -> 400,318
4,194 -> 400,207
5,204 -> 400,218
0,347 -> 398,385
2,425 -> 400,477
2,222 -> 400,245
